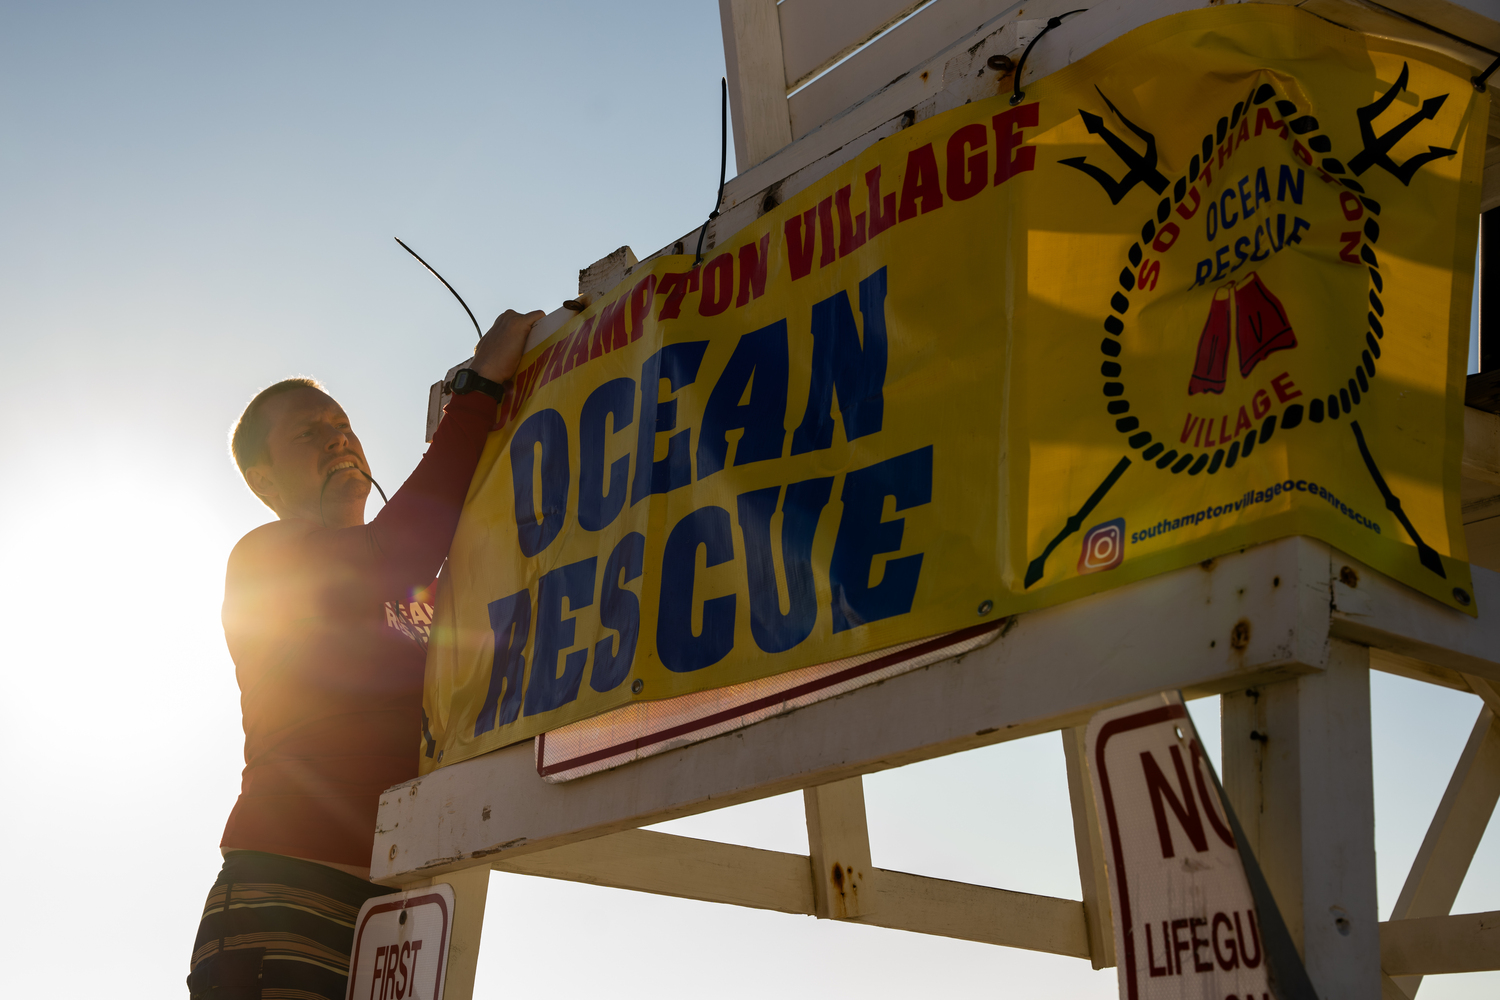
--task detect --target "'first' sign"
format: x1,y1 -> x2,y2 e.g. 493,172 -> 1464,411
346,883 -> 454,1000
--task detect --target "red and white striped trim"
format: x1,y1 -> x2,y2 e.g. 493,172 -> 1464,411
535,622 -> 1004,782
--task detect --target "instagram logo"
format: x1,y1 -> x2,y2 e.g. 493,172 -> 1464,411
1078,518 -> 1126,574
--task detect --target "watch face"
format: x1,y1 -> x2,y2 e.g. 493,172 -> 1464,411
452,370 -> 473,393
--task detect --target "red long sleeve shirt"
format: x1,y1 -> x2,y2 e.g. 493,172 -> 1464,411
219,392 -> 496,869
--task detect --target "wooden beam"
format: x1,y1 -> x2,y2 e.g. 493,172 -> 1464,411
1371,648 -> 1472,692
1387,707 -> 1500,997
408,864 -> 489,1000
1330,550 -> 1500,685
787,0 -> 1005,140
804,777 -> 874,919
1225,643 -> 1382,996
708,1 -> 1039,240
495,828 -> 813,915
493,828 -> 1088,959
1392,709 -> 1500,920
776,0 -> 923,92
851,868 -> 1091,959
1061,726 -> 1115,969
491,832 -> 1500,978
1462,407 -> 1500,488
718,0 -> 792,170
1466,674 -> 1500,716
1380,911 -> 1500,977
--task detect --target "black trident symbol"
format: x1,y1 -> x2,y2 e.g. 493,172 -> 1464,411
1060,88 -> 1169,205
1348,62 -> 1457,185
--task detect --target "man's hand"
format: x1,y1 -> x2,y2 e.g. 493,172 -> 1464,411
472,309 -> 545,384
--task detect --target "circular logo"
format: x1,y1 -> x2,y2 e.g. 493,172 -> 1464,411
1078,82 -> 1387,477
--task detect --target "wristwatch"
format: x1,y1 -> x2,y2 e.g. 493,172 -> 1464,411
450,368 -> 510,403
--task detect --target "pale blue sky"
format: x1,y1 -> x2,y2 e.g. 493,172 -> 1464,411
0,3 -> 1493,997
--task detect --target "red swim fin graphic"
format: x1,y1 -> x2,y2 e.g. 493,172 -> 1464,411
1235,271 -> 1297,376
1189,283 -> 1234,395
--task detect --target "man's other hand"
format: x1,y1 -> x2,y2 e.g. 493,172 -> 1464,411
472,309 -> 545,384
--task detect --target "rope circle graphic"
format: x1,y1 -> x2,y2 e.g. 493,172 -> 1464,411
1098,82 -> 1385,476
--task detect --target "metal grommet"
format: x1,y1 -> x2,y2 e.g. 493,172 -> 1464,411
986,54 -> 1014,73
399,910 -> 408,925
631,678 -> 645,694
1453,587 -> 1472,606
977,599 -> 994,616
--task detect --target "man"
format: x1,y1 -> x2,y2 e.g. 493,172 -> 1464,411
188,308 -> 542,999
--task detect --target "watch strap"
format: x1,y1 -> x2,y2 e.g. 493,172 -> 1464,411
452,368 -> 509,403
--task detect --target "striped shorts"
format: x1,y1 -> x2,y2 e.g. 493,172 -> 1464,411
188,851 -> 392,1000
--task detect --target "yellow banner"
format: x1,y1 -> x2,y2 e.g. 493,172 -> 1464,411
422,5 -> 1486,771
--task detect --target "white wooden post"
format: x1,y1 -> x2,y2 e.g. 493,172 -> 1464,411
804,776 -> 874,919
425,864 -> 490,1000
718,0 -> 793,170
1062,725 -> 1116,969
1222,640 -> 1381,998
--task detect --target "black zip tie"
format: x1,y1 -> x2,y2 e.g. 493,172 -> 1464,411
394,237 -> 483,342
1012,9 -> 1088,105
361,468 -> 390,505
1475,54 -> 1500,92
694,77 -> 730,267
318,465 -> 389,526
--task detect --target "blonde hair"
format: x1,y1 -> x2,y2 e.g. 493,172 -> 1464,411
230,377 -> 325,506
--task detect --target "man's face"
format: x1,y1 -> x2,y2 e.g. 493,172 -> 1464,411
249,387 -> 372,524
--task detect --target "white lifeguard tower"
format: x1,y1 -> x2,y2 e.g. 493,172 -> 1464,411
381,3 -> 1500,997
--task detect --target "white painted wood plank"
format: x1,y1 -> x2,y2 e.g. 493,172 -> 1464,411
720,0 -> 794,169
854,868 -> 1092,957
1329,556 -> 1500,683
491,827 -> 1089,957
1301,0 -> 1500,68
1380,910 -> 1500,976
1464,407 -> 1500,486
1465,501 -> 1500,571
804,777 -> 874,919
1373,0 -> 1500,54
1388,707 -> 1500,996
1062,725 -> 1116,969
406,864 -> 489,1000
1466,674 -> 1500,716
787,0 -> 1006,139
778,0 -> 926,91
495,828 -> 815,914
1370,647 -> 1472,691
1296,641 -> 1382,998
1229,642 -> 1381,997
373,537 -> 1335,883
